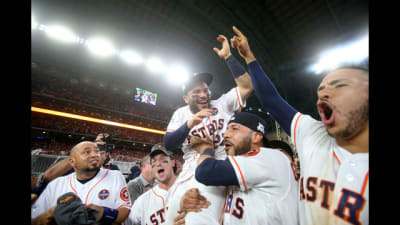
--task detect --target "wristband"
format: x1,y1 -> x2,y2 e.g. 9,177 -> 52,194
201,148 -> 214,157
100,207 -> 119,224
225,55 -> 246,78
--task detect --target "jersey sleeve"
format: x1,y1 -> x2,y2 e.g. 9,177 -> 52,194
290,112 -> 327,157
126,194 -> 145,225
227,149 -> 290,191
31,180 -> 55,219
166,108 -> 186,132
216,87 -> 246,113
112,171 -> 132,209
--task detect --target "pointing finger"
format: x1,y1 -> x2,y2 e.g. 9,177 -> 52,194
232,26 -> 244,37
213,47 -> 220,54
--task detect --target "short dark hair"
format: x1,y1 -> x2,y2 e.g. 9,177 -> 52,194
326,64 -> 369,77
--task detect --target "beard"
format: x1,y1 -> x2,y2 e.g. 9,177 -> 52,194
79,165 -> 101,173
232,132 -> 253,155
330,99 -> 369,140
188,98 -> 211,114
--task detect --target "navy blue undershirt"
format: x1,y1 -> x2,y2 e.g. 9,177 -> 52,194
247,60 -> 298,135
163,121 -> 191,151
195,157 -> 238,186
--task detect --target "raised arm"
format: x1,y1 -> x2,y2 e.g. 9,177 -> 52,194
230,26 -> 298,135
213,34 -> 253,102
163,108 -> 213,150
190,136 -> 238,186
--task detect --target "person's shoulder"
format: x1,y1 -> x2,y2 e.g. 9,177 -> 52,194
48,172 -> 72,188
174,105 -> 190,114
127,175 -> 142,186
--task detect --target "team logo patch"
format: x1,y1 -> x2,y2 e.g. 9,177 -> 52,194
257,122 -> 265,134
120,187 -> 130,202
211,107 -> 218,116
98,189 -> 110,200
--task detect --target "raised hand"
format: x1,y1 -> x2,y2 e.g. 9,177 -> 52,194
190,136 -> 214,154
187,108 -> 213,129
213,34 -> 232,60
180,188 -> 211,212
230,26 -> 256,63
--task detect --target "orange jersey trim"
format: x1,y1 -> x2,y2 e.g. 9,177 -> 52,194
69,176 -> 78,196
84,167 -> 110,205
152,188 -> 166,213
235,87 -> 243,108
361,171 -> 369,196
292,113 -> 302,149
230,156 -> 247,191
333,151 -> 341,165
242,148 -> 260,157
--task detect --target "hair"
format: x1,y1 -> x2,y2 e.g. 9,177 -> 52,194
325,64 -> 369,78
142,154 -> 151,165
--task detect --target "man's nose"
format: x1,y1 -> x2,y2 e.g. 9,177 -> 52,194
318,89 -> 332,100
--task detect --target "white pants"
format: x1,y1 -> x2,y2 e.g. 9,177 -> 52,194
164,175 -> 227,225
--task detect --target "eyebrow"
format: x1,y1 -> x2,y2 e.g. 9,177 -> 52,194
317,78 -> 351,92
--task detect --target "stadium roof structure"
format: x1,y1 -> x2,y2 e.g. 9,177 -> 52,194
31,0 -> 368,118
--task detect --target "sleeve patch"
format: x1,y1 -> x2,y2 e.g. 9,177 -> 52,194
120,187 -> 130,202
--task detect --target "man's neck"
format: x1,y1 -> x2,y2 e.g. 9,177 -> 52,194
158,176 -> 176,191
336,125 -> 369,154
76,168 -> 100,181
142,173 -> 154,185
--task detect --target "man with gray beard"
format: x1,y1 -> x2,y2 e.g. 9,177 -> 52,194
228,26 -> 368,225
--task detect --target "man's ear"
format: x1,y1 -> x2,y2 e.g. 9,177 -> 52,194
171,159 -> 176,168
183,95 -> 189,104
252,132 -> 264,144
68,157 -> 75,168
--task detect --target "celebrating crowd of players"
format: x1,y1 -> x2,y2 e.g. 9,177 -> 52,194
31,26 -> 368,225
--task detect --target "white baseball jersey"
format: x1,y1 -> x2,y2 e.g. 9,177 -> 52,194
223,147 -> 298,225
291,112 -> 368,225
166,87 -> 245,182
164,87 -> 245,225
31,168 -> 131,219
125,184 -> 168,225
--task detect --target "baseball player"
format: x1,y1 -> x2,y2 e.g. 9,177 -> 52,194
163,34 -> 253,225
125,143 -> 177,225
180,112 -> 299,225
31,141 -> 131,224
229,26 -> 369,225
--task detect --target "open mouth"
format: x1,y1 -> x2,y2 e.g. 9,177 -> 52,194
196,100 -> 209,107
317,102 -> 335,126
157,168 -> 165,175
223,140 -> 233,150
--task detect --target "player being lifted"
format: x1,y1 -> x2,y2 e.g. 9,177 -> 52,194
163,34 -> 253,225
229,26 -> 368,225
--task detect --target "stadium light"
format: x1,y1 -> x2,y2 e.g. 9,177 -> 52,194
119,50 -> 143,65
167,65 -> 189,85
32,15 -> 38,30
86,38 -> 116,57
146,57 -> 166,73
45,25 -> 80,43
310,34 -> 369,74
31,106 -> 166,135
